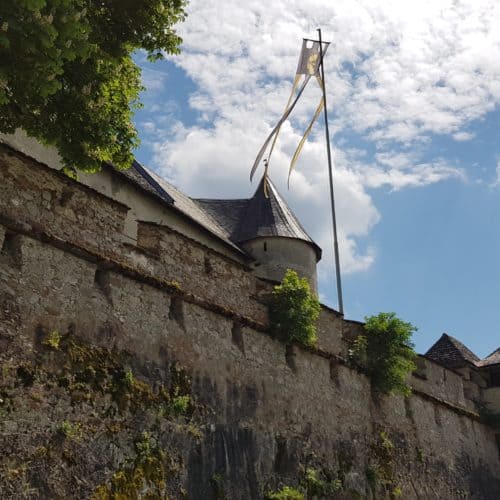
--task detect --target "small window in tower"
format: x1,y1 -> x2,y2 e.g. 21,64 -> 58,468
263,242 -> 267,252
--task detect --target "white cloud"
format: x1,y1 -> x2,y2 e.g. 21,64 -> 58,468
490,159 -> 500,188
141,67 -> 167,92
452,131 -> 475,141
139,0 -> 500,283
356,161 -> 465,191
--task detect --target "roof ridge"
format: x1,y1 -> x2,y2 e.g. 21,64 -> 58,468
480,347 -> 500,366
446,335 -> 480,361
132,161 -> 175,205
485,347 -> 500,357
194,198 -> 249,203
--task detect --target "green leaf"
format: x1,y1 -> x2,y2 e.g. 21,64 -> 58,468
0,0 -> 186,172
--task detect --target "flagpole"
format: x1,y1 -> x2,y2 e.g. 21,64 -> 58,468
317,28 -> 344,315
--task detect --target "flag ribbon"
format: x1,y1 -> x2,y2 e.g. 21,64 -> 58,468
249,73 -> 312,182
250,39 -> 329,193
287,75 -> 324,187
267,74 -> 302,167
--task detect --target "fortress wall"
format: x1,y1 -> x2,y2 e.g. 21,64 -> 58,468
0,227 -> 499,498
1,148 -> 500,498
79,166 -> 247,262
485,387 -> 500,413
1,130 -> 244,261
0,145 -> 128,258
1,146 -> 491,410
0,144 -> 268,326
0,147 -> 488,412
412,356 -> 472,411
315,307 -> 346,356
136,221 -> 269,325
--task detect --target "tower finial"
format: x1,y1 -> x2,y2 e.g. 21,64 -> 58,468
263,158 -> 270,198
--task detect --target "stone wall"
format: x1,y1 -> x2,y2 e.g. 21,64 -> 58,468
412,356 -> 476,412
1,146 -> 500,499
0,144 -> 268,327
0,145 -> 128,259
485,387 -> 500,413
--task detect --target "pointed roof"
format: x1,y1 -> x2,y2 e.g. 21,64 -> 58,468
478,348 -> 500,367
425,333 -> 480,368
232,176 -> 322,259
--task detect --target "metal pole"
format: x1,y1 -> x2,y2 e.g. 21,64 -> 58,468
317,28 -> 344,315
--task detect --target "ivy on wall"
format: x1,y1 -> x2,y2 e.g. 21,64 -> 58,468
269,269 -> 321,348
350,312 -> 417,395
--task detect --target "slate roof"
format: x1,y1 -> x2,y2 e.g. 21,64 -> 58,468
425,333 -> 480,368
119,161 -> 174,205
234,177 -> 320,252
115,161 -> 321,260
478,348 -> 500,367
116,162 -> 244,254
196,176 -> 321,259
194,199 -> 248,237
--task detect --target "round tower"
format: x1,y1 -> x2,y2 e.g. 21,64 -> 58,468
234,176 -> 321,291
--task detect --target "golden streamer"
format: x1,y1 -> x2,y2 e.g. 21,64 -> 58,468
287,76 -> 325,186
267,74 -> 303,165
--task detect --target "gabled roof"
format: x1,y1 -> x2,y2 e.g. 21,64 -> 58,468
232,176 -> 321,259
478,348 -> 500,367
116,162 -> 245,255
425,333 -> 480,368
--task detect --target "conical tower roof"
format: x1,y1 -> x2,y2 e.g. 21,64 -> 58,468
233,176 -> 321,260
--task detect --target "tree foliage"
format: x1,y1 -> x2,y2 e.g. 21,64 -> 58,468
0,0 -> 186,175
269,269 -> 321,347
265,486 -> 304,500
352,312 -> 417,395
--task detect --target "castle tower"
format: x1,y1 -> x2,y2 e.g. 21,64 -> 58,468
233,176 -> 321,291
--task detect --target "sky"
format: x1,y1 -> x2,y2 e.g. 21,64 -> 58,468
131,0 -> 500,358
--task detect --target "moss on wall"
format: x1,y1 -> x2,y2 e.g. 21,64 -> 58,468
0,326 -> 201,498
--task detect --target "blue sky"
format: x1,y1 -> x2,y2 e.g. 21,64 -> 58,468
132,0 -> 500,358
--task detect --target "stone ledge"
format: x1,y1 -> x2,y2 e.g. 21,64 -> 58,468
0,215 -> 268,334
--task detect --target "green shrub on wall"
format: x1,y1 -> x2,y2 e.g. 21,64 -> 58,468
269,269 -> 321,347
265,485 -> 304,500
351,312 -> 417,395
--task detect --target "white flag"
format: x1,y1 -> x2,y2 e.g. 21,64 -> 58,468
250,39 -> 329,191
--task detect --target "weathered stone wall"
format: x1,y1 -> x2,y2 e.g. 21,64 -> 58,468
136,221 -> 268,325
485,387 -> 500,413
1,130 -> 245,262
412,356 -> 475,412
0,144 -> 268,327
1,228 -> 499,499
1,147 -> 500,499
0,146 -> 128,259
